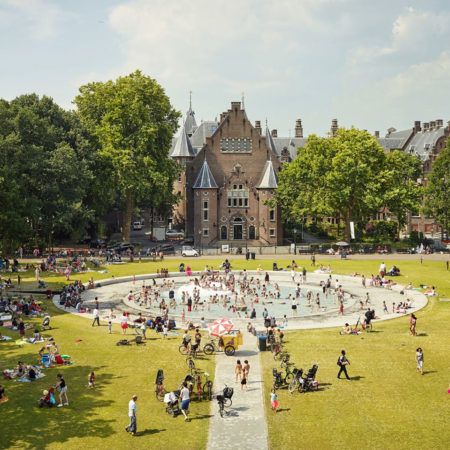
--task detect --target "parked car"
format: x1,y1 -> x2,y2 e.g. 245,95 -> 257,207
182,237 -> 194,245
89,239 -> 107,249
166,229 -> 184,240
150,244 -> 176,256
132,221 -> 143,231
181,246 -> 199,257
108,242 -> 134,253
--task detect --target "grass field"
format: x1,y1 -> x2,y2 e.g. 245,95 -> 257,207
260,260 -> 450,450
1,256 -> 449,449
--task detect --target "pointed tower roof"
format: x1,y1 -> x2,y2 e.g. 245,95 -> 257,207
184,92 -> 198,136
193,159 -> 218,189
265,125 -> 279,157
170,124 -> 195,158
257,160 -> 278,189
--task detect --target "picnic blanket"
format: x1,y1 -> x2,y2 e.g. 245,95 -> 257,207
16,372 -> 46,382
0,336 -> 12,341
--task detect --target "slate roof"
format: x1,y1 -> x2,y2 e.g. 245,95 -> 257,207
273,137 -> 307,159
406,128 -> 446,161
265,126 -> 279,157
184,106 -> 198,136
190,121 -> 219,152
257,160 -> 278,189
378,128 -> 413,150
193,159 -> 218,189
170,124 -> 195,158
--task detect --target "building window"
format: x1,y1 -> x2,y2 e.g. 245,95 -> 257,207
203,228 -> 209,236
269,209 -> 275,221
203,201 -> 208,221
249,225 -> 256,240
269,228 -> 276,237
227,185 -> 249,208
220,226 -> 227,240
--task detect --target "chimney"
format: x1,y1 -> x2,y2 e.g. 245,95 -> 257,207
271,129 -> 278,138
414,121 -> 421,133
220,112 -> 228,122
436,119 -> 443,128
231,101 -> 241,111
255,120 -> 262,134
295,119 -> 303,138
430,120 -> 436,130
331,119 -> 338,136
423,122 -> 429,131
374,131 -> 380,138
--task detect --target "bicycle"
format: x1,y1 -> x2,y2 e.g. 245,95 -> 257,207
217,385 -> 234,417
191,369 -> 213,401
203,339 -> 235,356
186,356 -> 196,374
288,368 -> 303,394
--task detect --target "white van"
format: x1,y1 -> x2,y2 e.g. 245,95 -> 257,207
132,221 -> 143,231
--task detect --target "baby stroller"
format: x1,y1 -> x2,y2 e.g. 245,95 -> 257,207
42,315 -> 51,330
38,387 -> 56,408
216,386 -> 234,417
164,390 -> 181,416
299,364 -> 319,392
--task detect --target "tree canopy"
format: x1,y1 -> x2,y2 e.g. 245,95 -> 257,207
424,141 -> 450,236
74,70 -> 180,241
275,128 -> 422,240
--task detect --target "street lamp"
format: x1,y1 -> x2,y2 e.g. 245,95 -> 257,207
293,228 -> 297,255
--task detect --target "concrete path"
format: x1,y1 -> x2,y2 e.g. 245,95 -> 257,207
207,330 -> 268,450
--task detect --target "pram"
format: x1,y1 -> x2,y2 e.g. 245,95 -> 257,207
164,390 -> 181,416
42,315 -> 51,330
299,364 -> 319,392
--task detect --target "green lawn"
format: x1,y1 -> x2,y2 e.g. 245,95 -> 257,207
1,257 -> 449,449
261,260 -> 450,450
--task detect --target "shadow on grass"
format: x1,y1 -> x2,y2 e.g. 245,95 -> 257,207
0,345 -> 117,450
349,375 -> 365,381
136,428 -> 167,436
423,370 -> 437,375
190,414 -> 214,421
276,408 -> 291,413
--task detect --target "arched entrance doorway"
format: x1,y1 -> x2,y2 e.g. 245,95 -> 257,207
232,217 -> 243,240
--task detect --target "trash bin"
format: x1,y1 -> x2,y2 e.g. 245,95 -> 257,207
257,335 -> 267,351
251,252 -> 256,260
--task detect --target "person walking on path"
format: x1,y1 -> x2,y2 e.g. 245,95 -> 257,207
410,313 -> 417,336
241,371 -> 248,391
337,350 -> 351,380
243,360 -> 250,381
126,395 -> 138,435
92,308 -> 100,326
235,360 -> 243,383
56,374 -> 69,407
180,382 -> 190,421
416,348 -> 424,375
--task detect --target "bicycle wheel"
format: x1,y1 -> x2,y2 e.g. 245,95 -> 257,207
284,373 -> 294,384
203,381 -> 213,400
223,397 -> 232,408
224,345 -> 235,356
288,380 -> 296,394
179,345 -> 189,355
203,343 -> 215,355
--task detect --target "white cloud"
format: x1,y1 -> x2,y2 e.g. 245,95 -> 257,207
1,0 -> 64,39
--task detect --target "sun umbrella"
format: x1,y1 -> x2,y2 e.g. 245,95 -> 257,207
208,319 -> 234,337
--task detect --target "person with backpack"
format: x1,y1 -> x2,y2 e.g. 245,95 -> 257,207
337,350 -> 351,380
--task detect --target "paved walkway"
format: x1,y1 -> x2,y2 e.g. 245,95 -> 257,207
207,330 -> 268,450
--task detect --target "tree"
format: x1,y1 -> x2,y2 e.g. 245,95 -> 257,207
75,70 -> 180,242
424,141 -> 450,237
382,150 -> 423,231
0,94 -> 93,253
276,129 -> 387,240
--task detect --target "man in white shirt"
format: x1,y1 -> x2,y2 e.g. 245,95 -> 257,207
92,308 -> 100,326
126,395 -> 138,435
379,262 -> 386,277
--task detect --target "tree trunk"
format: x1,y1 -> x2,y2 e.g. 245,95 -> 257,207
344,211 -> 352,242
122,189 -> 134,242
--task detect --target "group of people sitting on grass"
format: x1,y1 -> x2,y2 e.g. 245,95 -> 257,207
60,280 -> 86,309
3,361 -> 44,381
0,295 -> 44,317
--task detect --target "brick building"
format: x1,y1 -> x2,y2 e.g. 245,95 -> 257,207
377,120 -> 450,237
170,100 -> 306,247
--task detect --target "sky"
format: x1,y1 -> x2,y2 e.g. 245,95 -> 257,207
1,0 -> 450,136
